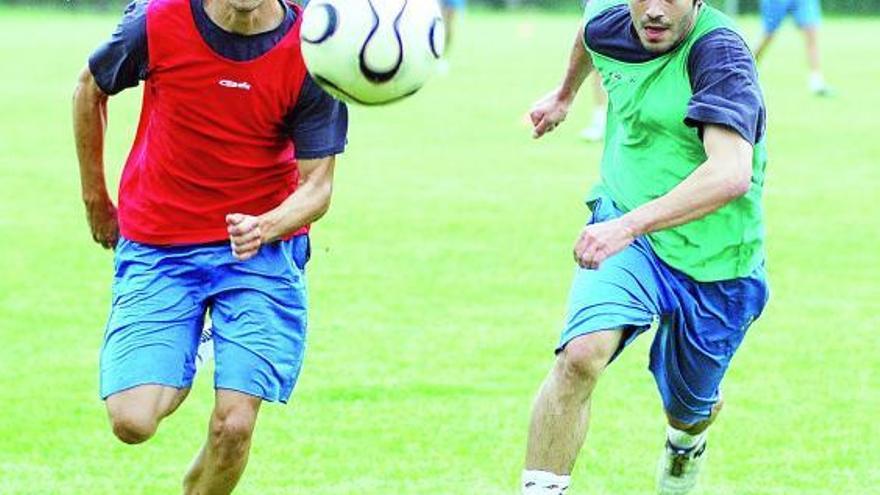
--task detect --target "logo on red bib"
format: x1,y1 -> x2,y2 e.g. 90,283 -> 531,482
218,79 -> 252,91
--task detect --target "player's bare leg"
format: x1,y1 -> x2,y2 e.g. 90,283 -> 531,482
183,390 -> 262,495
437,6 -> 456,74
106,384 -> 191,444
580,76 -> 608,142
442,6 -> 455,50
802,26 -> 830,95
753,32 -> 774,62
522,330 -> 623,494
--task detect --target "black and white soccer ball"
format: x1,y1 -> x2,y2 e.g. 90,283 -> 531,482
300,0 -> 445,105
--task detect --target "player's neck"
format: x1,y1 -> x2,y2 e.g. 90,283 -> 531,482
203,0 -> 285,36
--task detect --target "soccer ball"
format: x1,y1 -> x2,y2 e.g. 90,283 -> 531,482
299,0 -> 445,106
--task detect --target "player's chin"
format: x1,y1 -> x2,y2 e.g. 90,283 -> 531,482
637,31 -> 674,53
228,0 -> 263,13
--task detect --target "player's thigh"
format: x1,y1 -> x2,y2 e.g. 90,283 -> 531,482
100,238 -> 207,400
650,265 -> 770,426
559,196 -> 664,357
559,245 -> 662,358
210,237 -> 309,404
106,384 -> 192,423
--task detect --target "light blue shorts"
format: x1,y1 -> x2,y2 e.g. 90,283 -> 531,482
100,235 -> 310,403
442,0 -> 466,10
761,0 -> 822,33
559,197 -> 769,425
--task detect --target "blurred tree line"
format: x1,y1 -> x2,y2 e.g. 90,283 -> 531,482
1,0 -> 878,14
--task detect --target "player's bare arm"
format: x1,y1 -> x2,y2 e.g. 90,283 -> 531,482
227,155 -> 336,261
529,26 -> 594,139
574,125 -> 753,269
73,65 -> 118,250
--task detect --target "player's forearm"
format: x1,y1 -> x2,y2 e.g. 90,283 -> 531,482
259,183 -> 332,242
558,26 -> 593,102
258,160 -> 335,242
621,127 -> 753,236
73,67 -> 111,203
621,159 -> 750,237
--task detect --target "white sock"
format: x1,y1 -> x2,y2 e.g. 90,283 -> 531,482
522,470 -> 570,495
591,108 -> 607,129
809,72 -> 826,89
667,425 -> 706,450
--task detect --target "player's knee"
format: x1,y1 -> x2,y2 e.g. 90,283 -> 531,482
209,407 -> 256,459
667,398 -> 724,434
557,338 -> 610,384
109,411 -> 158,445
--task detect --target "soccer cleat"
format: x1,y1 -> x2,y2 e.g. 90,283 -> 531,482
579,110 -> 606,142
809,75 -> 833,97
579,123 -> 604,142
522,481 -> 568,495
656,439 -> 707,495
195,323 -> 214,370
521,471 -> 570,495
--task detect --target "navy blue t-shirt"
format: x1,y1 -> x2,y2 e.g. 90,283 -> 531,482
89,0 -> 347,159
584,5 -> 766,145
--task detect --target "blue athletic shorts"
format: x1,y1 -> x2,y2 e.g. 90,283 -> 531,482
760,0 -> 822,33
559,197 -> 769,425
99,235 -> 310,403
442,0 -> 466,10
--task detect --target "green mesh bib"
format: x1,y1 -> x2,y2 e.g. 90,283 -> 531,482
583,0 -> 767,281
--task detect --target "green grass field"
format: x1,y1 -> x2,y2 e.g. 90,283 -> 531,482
1,5 -> 879,494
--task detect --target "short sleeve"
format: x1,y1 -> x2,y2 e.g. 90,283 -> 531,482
87,0 -> 149,95
685,29 -> 766,145
284,75 -> 349,160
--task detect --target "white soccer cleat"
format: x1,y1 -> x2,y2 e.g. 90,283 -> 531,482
579,109 -> 606,142
656,439 -> 707,495
195,324 -> 214,370
809,74 -> 833,97
579,124 -> 604,142
521,470 -> 570,495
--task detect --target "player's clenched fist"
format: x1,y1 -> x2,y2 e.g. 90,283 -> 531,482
84,195 -> 119,249
529,88 -> 572,139
227,213 -> 263,261
573,218 -> 636,270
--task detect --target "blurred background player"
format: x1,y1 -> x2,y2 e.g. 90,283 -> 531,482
438,0 -> 465,73
579,76 -> 607,142
754,0 -> 832,95
579,0 -> 608,143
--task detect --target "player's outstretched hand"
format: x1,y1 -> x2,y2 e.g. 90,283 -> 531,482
529,89 -> 572,139
227,213 -> 263,261
573,218 -> 636,270
84,195 -> 119,249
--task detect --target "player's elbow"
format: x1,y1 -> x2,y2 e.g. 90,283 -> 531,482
722,171 -> 752,200
704,126 -> 754,200
316,182 -> 333,217
73,66 -> 106,105
73,67 -> 90,101
709,153 -> 752,201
